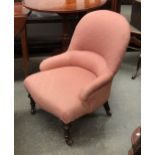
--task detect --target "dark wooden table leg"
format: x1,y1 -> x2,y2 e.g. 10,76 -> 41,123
60,14 -> 70,51
60,13 -> 84,51
111,0 -> 121,13
21,26 -> 29,77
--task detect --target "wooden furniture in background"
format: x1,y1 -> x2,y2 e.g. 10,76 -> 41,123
15,0 -> 123,54
14,2 -> 30,76
130,0 -> 141,79
104,0 -> 121,12
130,31 -> 141,80
23,0 -> 107,13
121,0 -> 132,5
23,0 -> 107,48
121,1 -> 141,79
130,0 -> 141,31
128,127 -> 141,155
111,0 -> 121,12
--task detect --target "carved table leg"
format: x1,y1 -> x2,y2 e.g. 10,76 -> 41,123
103,101 -> 112,116
63,123 -> 73,146
28,94 -> 36,114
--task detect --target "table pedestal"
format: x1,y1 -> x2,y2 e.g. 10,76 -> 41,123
60,12 -> 86,50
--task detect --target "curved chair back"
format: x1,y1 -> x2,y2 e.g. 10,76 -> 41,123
68,10 -> 130,73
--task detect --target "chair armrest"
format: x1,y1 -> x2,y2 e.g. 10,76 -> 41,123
79,70 -> 113,102
40,52 -> 70,71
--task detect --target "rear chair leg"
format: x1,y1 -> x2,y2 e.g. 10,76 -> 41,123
28,94 -> 36,114
103,101 -> 112,116
63,123 -> 73,146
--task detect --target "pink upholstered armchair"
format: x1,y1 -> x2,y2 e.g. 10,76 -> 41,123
24,10 -> 130,145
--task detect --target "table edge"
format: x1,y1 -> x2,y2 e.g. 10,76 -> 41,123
22,1 -> 106,14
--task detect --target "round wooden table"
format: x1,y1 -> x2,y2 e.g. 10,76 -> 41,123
23,0 -> 107,13
23,0 -> 107,48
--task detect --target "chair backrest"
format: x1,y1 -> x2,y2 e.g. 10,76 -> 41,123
68,10 -> 130,73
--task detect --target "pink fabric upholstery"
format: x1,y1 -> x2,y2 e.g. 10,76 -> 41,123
40,53 -> 70,71
24,10 -> 130,123
40,51 -> 111,77
68,10 -> 130,73
24,66 -> 96,123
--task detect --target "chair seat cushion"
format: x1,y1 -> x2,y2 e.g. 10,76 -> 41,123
24,66 -> 96,123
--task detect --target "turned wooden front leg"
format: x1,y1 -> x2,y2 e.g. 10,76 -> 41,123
28,94 -> 36,114
63,123 -> 73,146
103,101 -> 112,116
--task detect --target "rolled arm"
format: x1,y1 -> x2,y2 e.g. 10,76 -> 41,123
79,70 -> 113,102
40,52 -> 70,71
